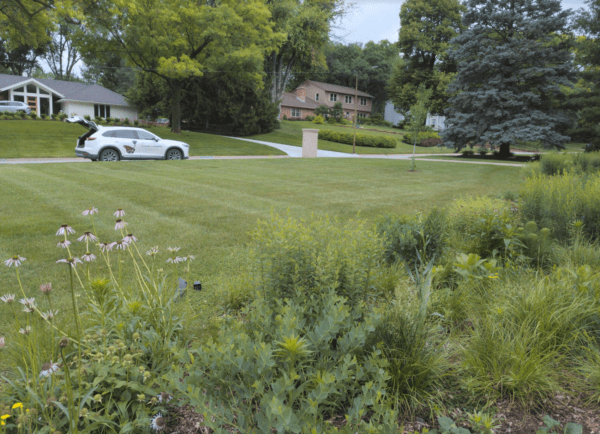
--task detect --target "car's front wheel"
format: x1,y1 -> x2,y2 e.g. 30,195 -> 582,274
166,149 -> 183,160
100,149 -> 120,162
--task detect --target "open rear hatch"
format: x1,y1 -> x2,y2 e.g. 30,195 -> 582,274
67,116 -> 99,147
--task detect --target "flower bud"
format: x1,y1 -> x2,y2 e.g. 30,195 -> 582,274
59,337 -> 69,348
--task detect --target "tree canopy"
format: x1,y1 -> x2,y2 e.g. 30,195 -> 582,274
441,0 -> 576,156
388,0 -> 465,116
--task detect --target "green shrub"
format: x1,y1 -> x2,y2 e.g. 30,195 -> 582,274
402,130 -> 441,145
133,119 -> 139,126
59,113 -> 68,120
30,110 -> 38,120
282,114 -> 288,120
519,171 -> 600,241
18,111 -> 27,119
478,147 -> 488,156
375,207 -> 449,267
50,113 -> 57,120
318,129 -> 397,148
169,292 -> 398,432
339,118 -> 351,125
515,221 -> 554,268
40,113 -> 47,120
251,213 -> 385,310
462,149 -> 475,157
0,115 -> 7,120
83,114 -> 91,121
420,138 -> 444,147
326,116 -> 337,124
305,115 -> 315,122
312,114 -> 324,124
123,118 -> 130,125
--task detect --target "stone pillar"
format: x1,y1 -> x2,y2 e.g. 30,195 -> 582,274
302,129 -> 318,158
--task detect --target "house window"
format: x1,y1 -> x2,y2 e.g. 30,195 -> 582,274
14,87 -> 24,93
345,95 -> 352,104
358,113 -> 367,118
315,93 -> 319,101
291,108 -> 300,117
94,104 -> 111,118
329,93 -> 337,102
26,84 -> 37,93
360,97 -> 367,106
13,95 -> 24,102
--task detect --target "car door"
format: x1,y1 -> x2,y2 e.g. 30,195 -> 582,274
112,130 -> 139,159
0,102 -> 8,113
134,130 -> 163,159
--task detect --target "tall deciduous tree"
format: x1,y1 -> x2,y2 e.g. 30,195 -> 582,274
0,38 -> 46,75
77,0 -> 283,133
442,0 -> 576,157
388,0 -> 465,116
265,0 -> 343,107
81,52 -> 135,95
43,22 -> 80,80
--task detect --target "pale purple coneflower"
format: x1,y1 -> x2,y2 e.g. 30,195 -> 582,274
56,257 -> 83,268
99,242 -> 113,253
82,207 -> 99,216
82,252 -> 96,262
57,240 -> 71,249
0,337 -> 4,348
19,326 -> 31,335
0,294 -> 15,303
22,305 -> 36,314
146,246 -> 159,256
166,257 -> 184,264
40,283 -> 52,294
115,219 -> 128,230
114,209 -> 126,217
167,247 -> 180,253
39,361 -> 60,378
56,225 -> 75,236
157,392 -> 173,403
19,297 -> 36,308
115,240 -> 129,251
40,310 -> 58,321
183,255 -> 195,262
77,232 -> 98,242
150,413 -> 166,431
4,255 -> 26,267
123,233 -> 138,243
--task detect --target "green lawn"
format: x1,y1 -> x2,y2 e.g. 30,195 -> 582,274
0,158 -> 523,343
0,120 -> 285,158
251,121 -> 454,154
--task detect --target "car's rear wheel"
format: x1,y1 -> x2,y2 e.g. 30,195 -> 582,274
166,149 -> 183,160
100,149 -> 120,162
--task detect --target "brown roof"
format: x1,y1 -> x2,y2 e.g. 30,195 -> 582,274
280,92 -> 320,109
302,80 -> 374,99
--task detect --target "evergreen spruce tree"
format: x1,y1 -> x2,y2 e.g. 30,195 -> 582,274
441,0 -> 576,157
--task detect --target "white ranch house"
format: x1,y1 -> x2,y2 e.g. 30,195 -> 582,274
0,74 -> 138,120
384,101 -> 446,131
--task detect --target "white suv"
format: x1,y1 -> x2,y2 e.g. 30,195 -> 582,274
67,117 -> 190,161
0,101 -> 31,115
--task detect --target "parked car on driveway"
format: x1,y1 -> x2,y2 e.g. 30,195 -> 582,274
0,101 -> 31,115
67,116 -> 190,162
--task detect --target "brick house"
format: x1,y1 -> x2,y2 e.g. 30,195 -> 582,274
280,80 -> 373,120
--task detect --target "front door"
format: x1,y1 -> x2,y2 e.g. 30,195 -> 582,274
27,96 -> 37,112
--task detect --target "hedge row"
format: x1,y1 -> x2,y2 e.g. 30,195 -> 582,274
318,129 -> 397,149
401,130 -> 441,145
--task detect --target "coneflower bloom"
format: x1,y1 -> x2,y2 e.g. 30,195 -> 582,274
40,283 -> 52,294
19,298 -> 36,308
146,246 -> 159,256
183,255 -> 195,262
56,257 -> 83,268
123,234 -> 138,243
40,310 -> 58,321
22,305 -> 36,314
150,413 -> 166,431
56,225 -> 75,236
77,232 -> 98,242
99,242 -> 113,253
82,252 -> 96,262
4,256 -> 26,267
157,392 -> 173,403
114,209 -> 126,217
57,240 -> 71,249
82,207 -> 99,216
115,240 -> 128,251
0,294 -> 15,303
167,247 -> 180,253
166,257 -> 184,264
39,361 -> 60,378
19,326 -> 31,335
115,219 -> 128,230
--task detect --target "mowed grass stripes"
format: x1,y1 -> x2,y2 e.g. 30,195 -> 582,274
0,159 -> 522,337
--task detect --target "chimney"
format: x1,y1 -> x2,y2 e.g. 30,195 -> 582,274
296,87 -> 306,102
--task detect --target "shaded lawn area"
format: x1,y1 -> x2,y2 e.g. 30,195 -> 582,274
0,158 -> 523,349
250,121 -> 454,154
417,154 -> 540,164
0,120 -> 285,158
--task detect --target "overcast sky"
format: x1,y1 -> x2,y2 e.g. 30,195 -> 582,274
332,0 -> 590,46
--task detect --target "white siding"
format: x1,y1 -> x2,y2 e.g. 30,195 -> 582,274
384,101 -> 405,126
59,101 -> 138,120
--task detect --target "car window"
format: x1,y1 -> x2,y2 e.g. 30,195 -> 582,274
102,131 -> 116,137
136,130 -> 157,140
0,102 -> 7,106
113,130 -> 137,139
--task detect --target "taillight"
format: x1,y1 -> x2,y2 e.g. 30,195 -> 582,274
86,137 -> 97,141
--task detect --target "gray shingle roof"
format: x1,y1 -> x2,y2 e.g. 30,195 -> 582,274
303,80 -> 374,98
281,92 -> 320,109
0,74 -> 129,106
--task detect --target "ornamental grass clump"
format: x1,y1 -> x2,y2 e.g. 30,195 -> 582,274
0,208 -> 194,433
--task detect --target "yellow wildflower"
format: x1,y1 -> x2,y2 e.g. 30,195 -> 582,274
0,415 -> 9,420
12,403 -> 23,410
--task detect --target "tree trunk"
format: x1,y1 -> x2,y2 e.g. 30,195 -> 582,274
499,142 -> 511,159
171,80 -> 182,134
